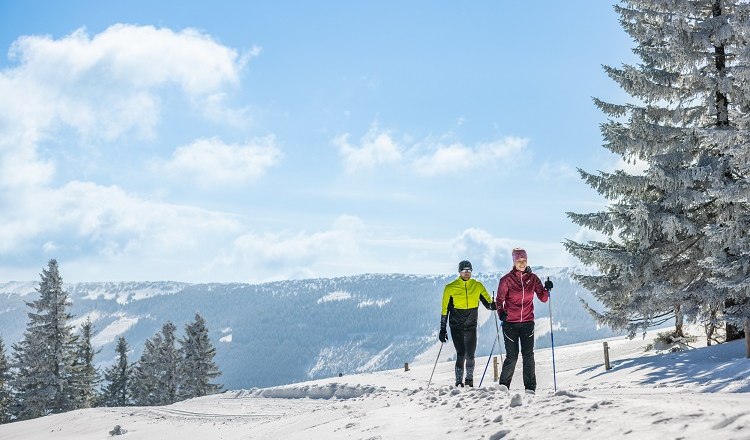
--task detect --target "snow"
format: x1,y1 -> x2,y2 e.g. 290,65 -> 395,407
0,281 -> 37,297
68,311 -> 102,330
219,327 -> 233,343
357,298 -> 391,308
90,314 -> 140,347
1,327 -> 749,439
533,317 -> 563,339
317,290 -> 352,303
80,285 -> 183,304
356,343 -> 394,372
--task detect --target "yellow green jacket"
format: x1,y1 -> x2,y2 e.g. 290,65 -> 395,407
441,277 -> 493,329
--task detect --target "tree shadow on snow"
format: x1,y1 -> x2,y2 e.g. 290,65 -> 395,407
580,339 -> 750,393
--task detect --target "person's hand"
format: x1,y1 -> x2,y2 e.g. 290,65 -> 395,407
544,278 -> 553,290
439,327 -> 448,343
489,302 -> 497,310
498,311 -> 507,322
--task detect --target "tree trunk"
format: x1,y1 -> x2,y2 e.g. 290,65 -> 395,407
712,1 -> 741,343
705,307 -> 719,346
713,0 -> 729,127
726,299 -> 744,341
674,306 -> 685,338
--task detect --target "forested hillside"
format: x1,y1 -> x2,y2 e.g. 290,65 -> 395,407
0,267 -> 622,389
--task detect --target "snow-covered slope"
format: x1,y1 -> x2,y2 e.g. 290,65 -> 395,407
1,327 -> 748,439
0,268 -> 624,389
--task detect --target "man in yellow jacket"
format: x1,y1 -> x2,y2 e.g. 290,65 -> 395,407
440,260 -> 496,387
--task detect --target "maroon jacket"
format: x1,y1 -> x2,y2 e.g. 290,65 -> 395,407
495,268 -> 549,323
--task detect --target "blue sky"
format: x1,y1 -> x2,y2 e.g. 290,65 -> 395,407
0,1 -> 637,282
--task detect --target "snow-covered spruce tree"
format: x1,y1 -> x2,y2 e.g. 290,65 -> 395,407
131,322 -> 180,406
70,319 -> 99,409
101,337 -> 131,407
565,1 -> 750,340
156,322 -> 180,405
10,260 -> 78,419
699,2 -> 750,343
178,313 -> 222,399
0,336 -> 11,424
131,334 -> 161,406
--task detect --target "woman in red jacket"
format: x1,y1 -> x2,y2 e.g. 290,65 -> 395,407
495,248 -> 552,393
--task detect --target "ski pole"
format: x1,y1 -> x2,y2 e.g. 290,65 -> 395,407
479,332 -> 497,387
482,293 -> 505,387
427,342 -> 444,389
547,277 -> 557,392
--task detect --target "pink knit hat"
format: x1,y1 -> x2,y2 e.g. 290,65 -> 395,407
512,248 -> 527,262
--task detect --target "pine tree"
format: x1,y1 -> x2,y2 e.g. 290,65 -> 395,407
101,337 -> 131,407
10,259 -> 78,420
565,1 -> 750,340
131,335 -> 161,406
697,1 -> 750,342
178,313 -> 222,399
131,322 -> 181,406
70,319 -> 99,409
0,336 -> 12,424
157,322 -> 180,405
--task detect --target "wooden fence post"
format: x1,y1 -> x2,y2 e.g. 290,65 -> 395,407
404,362 -> 410,372
493,356 -> 499,381
603,342 -> 612,370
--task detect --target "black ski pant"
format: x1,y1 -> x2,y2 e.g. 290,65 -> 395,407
450,325 -> 477,384
498,321 -> 536,391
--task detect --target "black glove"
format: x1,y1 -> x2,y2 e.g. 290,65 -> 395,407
544,278 -> 553,290
439,327 -> 448,343
489,302 -> 497,310
498,310 -> 507,322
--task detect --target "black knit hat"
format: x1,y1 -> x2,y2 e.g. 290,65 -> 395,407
458,260 -> 472,272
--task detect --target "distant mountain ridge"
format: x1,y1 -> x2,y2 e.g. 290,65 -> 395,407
0,267 -> 621,389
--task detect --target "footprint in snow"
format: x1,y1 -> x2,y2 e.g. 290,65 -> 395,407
554,390 -> 584,398
490,429 -> 512,439
509,393 -> 523,407
711,413 -> 748,430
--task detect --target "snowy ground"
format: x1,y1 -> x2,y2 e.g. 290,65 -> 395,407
2,328 -> 749,439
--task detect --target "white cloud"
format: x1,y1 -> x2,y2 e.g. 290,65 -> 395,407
333,125 -> 528,177
0,180 -> 243,256
451,228 -> 572,272
570,226 -> 610,244
451,228 -> 516,272
413,137 -> 527,177
0,24 -> 252,190
9,25 -> 244,94
209,215 -> 367,281
0,24 -> 273,281
333,126 -> 403,173
608,155 -> 648,175
159,136 -> 282,186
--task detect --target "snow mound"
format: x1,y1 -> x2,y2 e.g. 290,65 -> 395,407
235,383 -> 385,400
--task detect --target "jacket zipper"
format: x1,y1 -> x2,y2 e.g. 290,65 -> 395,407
520,271 -> 525,322
464,280 -> 469,308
